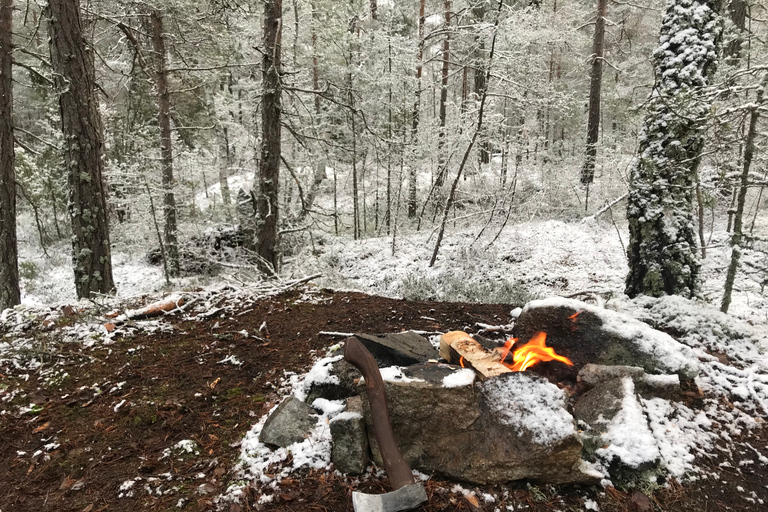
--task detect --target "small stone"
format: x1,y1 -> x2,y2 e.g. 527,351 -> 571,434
306,359 -> 360,405
330,396 -> 369,475
259,397 -> 316,448
197,482 -> 215,495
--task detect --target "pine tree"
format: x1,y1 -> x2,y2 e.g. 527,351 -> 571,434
48,0 -> 116,298
0,0 -> 20,310
625,0 -> 725,298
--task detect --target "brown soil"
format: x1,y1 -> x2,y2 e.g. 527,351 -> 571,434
0,289 -> 766,512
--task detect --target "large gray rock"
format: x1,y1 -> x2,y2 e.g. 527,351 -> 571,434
330,396 -> 369,475
512,298 -> 699,381
259,397 -> 316,448
359,363 -> 601,485
354,332 -> 439,367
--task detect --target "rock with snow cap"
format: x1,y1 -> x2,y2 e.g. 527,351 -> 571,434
513,297 -> 699,381
330,396 -> 369,475
258,396 -> 316,448
305,359 -> 360,405
577,363 -> 680,399
574,376 -> 661,479
359,364 -> 601,485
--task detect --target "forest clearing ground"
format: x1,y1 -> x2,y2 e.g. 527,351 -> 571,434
1,288 -> 766,512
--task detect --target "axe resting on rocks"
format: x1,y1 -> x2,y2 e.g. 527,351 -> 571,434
343,337 -> 428,512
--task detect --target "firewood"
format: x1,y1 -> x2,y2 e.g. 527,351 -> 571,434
439,331 -> 511,381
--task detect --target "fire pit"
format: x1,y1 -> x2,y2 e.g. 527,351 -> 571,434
261,297 -> 699,486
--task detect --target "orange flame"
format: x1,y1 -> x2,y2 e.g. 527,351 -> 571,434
459,356 -> 466,368
497,337 -> 517,365
568,310 -> 583,322
501,332 -> 573,372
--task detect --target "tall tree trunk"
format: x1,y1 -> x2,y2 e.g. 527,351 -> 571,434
625,0 -> 724,299
218,126 -> 231,206
150,11 -> 179,276
48,0 -> 115,298
408,0 -> 425,219
258,0 -> 282,272
721,71 -> 768,313
0,0 -> 20,309
473,1 -> 489,166
436,0 -> 451,187
370,0 -> 378,20
725,0 -> 746,63
581,0 -> 607,191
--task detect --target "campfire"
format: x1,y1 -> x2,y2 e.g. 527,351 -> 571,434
258,297 -> 701,488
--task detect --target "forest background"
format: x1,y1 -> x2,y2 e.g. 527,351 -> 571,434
0,0 -> 767,319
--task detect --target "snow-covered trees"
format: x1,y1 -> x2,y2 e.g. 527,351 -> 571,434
625,0 -> 725,299
48,0 -> 115,298
0,0 -> 20,309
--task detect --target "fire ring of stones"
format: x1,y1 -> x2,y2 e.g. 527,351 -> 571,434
259,297 -> 699,485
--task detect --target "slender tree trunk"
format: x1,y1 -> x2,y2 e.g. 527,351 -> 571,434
386,36 -> 393,233
48,0 -> 115,298
258,0 -> 283,272
722,72 -> 768,313
150,11 -> 179,276
473,1 -> 489,166
370,0 -> 378,20
436,0 -> 451,187
0,0 -> 20,309
408,0 -> 425,219
581,0 -> 607,192
430,0 -> 502,266
218,126 -> 231,206
625,0 -> 724,298
725,0 -> 746,63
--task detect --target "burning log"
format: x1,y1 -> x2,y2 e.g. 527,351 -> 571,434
439,330 -> 574,381
439,331 -> 512,380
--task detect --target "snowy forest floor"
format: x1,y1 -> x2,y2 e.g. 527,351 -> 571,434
1,287 -> 767,512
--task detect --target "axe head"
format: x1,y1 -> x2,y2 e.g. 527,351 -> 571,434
352,482 -> 427,512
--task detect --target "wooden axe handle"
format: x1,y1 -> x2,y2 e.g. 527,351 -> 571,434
344,337 -> 416,490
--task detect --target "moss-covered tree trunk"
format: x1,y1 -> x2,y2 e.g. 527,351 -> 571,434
49,0 -> 115,298
625,0 -> 724,298
0,0 -> 20,310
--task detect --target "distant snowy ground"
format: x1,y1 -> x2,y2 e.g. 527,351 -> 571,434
283,218 -> 766,326
16,216 -> 767,327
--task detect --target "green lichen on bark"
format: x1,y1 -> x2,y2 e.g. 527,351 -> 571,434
625,0 -> 724,298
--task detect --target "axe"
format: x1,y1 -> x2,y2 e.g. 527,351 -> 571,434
343,337 -> 428,512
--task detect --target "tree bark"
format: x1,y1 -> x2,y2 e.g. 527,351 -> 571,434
725,0 -> 746,63
48,0 -> 115,298
408,0 -> 425,219
258,0 -> 282,272
625,0 -> 725,299
581,0 -> 607,187
150,11 -> 179,277
436,0 -> 451,187
218,126 -> 231,206
0,0 -> 20,309
721,71 -> 768,313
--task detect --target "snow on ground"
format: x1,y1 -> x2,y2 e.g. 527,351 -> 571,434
7,212 -> 768,504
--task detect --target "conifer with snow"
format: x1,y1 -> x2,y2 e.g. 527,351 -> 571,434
625,0 -> 725,298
